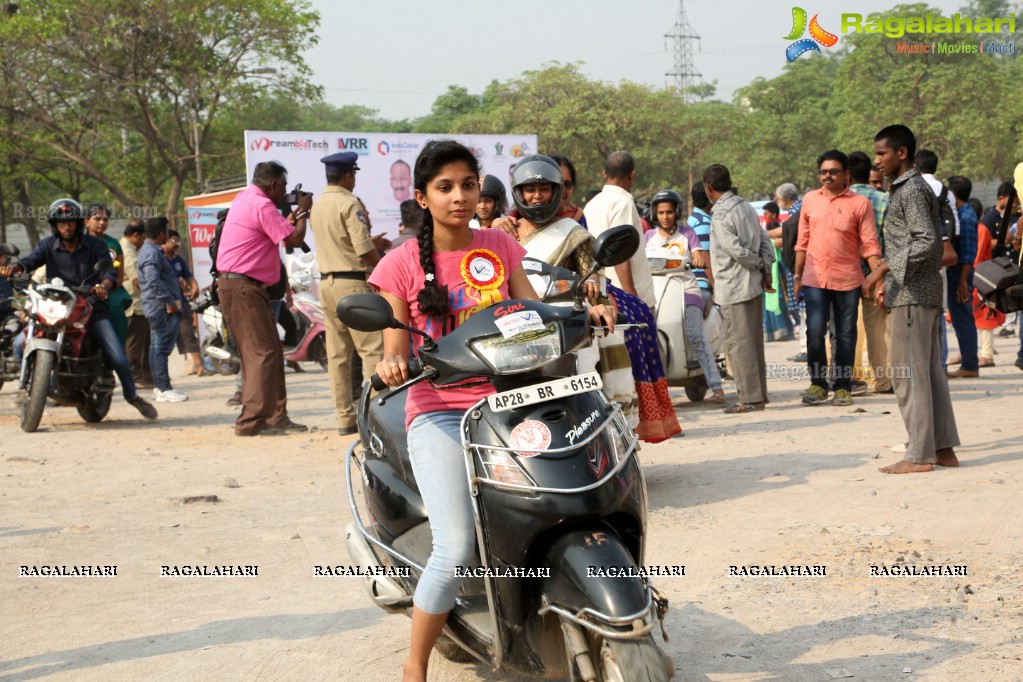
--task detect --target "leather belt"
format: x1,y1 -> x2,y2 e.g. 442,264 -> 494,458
219,272 -> 265,287
321,271 -> 367,281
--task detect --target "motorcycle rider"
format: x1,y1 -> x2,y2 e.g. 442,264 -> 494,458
368,140 -> 616,682
0,199 -> 158,420
648,189 -> 726,403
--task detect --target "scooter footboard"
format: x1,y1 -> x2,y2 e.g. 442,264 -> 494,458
538,527 -> 655,639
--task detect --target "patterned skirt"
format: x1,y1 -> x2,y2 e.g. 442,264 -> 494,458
604,284 -> 682,443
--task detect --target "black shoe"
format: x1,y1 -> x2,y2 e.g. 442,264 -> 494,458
129,396 -> 158,421
998,327 -> 1016,337
338,425 -> 358,436
242,426 -> 286,437
787,352 -> 807,362
850,381 -> 869,397
1015,358 -> 1023,372
273,418 -> 308,433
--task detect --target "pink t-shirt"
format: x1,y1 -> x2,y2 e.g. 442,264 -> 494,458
368,229 -> 526,426
216,184 -> 295,285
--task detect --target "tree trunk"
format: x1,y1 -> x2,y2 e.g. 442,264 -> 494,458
165,174 -> 185,231
17,180 -> 40,246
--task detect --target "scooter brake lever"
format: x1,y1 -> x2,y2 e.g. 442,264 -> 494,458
376,368 -> 436,406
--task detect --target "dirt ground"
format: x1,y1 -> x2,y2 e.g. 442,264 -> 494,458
1,331 -> 1022,682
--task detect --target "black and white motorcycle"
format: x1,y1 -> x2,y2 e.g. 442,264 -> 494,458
648,245 -> 725,401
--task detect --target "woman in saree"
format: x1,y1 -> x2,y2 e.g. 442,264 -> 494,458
499,154 -> 681,441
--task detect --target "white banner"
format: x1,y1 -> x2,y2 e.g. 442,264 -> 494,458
243,131 -> 539,244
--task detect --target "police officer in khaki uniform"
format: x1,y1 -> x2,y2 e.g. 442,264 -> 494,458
310,151 -> 385,435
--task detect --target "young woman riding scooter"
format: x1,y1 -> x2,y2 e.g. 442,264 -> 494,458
647,190 -> 726,403
367,140 -> 616,682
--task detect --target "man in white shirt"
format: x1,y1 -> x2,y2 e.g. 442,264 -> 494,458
583,150 -> 655,309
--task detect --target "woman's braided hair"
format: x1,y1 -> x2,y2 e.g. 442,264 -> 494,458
414,140 -> 481,318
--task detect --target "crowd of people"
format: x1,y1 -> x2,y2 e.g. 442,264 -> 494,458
3,129 -> 1022,682
3,127 -> 1021,459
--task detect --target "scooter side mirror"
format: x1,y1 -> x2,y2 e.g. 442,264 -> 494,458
0,243 -> 20,258
337,293 -> 399,333
93,258 -> 114,273
593,225 -> 639,268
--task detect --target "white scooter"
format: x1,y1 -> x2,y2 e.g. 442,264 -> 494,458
648,246 -> 725,402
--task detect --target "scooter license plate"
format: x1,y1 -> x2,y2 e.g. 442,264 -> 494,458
487,372 -> 602,412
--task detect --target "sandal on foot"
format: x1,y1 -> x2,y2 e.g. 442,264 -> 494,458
724,402 -> 763,414
706,391 -> 727,404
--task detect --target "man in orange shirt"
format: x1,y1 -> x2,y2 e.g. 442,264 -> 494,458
794,150 -> 884,406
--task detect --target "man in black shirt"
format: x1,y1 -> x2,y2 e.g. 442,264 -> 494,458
0,199 -> 157,420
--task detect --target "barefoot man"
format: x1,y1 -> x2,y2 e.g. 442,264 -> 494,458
863,124 -> 960,473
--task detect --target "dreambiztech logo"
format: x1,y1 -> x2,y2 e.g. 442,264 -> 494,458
784,7 -> 839,62
250,137 -> 272,152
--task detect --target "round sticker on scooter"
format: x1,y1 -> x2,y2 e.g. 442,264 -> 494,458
510,420 -> 552,457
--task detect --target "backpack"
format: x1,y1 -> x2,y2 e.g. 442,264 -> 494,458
936,185 -> 955,241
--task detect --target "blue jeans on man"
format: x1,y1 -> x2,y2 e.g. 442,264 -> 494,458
89,316 -> 139,401
148,309 -> 180,392
804,286 -> 860,392
945,268 -> 978,372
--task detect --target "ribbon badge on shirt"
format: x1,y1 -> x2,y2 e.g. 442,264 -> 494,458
460,248 -> 505,309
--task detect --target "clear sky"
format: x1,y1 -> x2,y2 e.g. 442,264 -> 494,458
303,0 -> 974,121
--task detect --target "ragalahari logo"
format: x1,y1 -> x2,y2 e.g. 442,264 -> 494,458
250,137 -> 272,152
784,7 -> 839,62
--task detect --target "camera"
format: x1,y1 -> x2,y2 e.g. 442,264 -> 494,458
284,183 -> 311,205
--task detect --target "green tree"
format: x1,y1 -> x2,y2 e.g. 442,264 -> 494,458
0,0 -> 319,226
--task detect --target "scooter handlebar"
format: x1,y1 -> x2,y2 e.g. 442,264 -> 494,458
370,357 -> 423,392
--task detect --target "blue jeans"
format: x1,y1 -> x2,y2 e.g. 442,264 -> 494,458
945,268 -> 978,371
90,317 -> 138,401
804,286 -> 860,391
148,309 -> 180,391
407,410 -> 476,615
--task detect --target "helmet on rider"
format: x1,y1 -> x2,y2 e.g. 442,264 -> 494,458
479,174 -> 508,218
650,189 -> 684,231
511,155 -> 564,226
47,198 -> 87,242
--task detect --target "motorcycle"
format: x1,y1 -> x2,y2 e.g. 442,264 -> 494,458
338,225 -> 673,681
1,243 -> 24,391
193,287 -> 239,375
648,246 -> 725,402
9,259 -> 117,432
281,290 -> 327,370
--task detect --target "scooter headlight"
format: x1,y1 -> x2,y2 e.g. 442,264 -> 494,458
470,324 -> 562,374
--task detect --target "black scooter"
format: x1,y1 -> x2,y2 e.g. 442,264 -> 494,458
337,226 -> 673,681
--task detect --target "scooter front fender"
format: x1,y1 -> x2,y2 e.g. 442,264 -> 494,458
20,337 -> 60,387
539,527 -> 652,630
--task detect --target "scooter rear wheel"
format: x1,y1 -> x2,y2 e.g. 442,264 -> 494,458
433,634 -> 474,663
309,333 -> 327,371
77,390 -> 112,423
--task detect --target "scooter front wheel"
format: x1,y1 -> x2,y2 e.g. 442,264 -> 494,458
21,350 -> 55,432
598,635 -> 673,682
